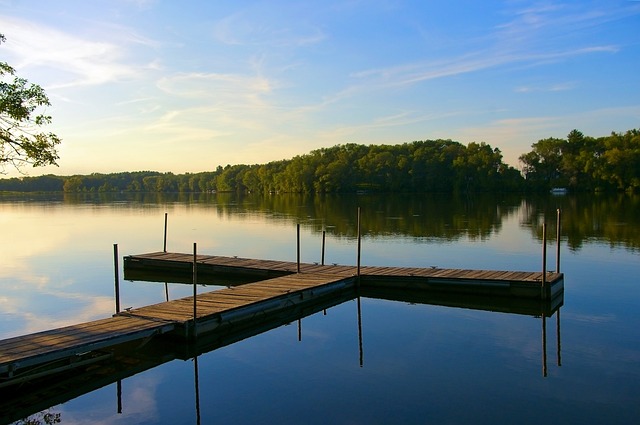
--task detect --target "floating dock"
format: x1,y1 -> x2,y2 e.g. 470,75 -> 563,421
1,283 -> 563,424
123,251 -> 564,299
0,251 -> 563,393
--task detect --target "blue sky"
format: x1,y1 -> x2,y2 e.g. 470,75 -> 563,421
1,0 -> 639,176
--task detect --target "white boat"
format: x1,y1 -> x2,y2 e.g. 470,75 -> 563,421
550,187 -> 568,194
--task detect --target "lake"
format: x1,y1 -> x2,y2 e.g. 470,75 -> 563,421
1,192 -> 639,424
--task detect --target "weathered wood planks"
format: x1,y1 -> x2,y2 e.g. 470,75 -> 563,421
1,251 -> 564,388
0,271 -> 355,383
125,251 -> 563,285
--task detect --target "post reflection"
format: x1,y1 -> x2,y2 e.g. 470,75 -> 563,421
557,309 -> 562,367
541,305 -> 563,378
194,356 -> 201,425
542,314 -> 547,377
357,296 -> 364,368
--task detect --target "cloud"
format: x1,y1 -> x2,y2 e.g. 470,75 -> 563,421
515,81 -> 578,93
212,9 -> 326,47
2,291 -> 117,338
156,72 -> 275,102
350,42 -> 618,90
343,1 -> 627,94
0,15 -> 145,88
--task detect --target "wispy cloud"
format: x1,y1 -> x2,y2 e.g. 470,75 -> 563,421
515,81 -> 578,93
0,15 -> 145,88
157,72 -> 275,101
348,45 -> 616,91
212,9 -> 326,47
343,2 -> 627,93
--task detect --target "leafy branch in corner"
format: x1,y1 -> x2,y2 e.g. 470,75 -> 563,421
0,33 -> 61,173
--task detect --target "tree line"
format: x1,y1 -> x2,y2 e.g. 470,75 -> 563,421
0,129 -> 638,194
0,140 -> 523,193
520,129 -> 640,192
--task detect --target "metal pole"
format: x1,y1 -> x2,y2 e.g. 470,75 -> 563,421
163,212 -> 168,252
556,209 -> 562,273
297,223 -> 301,273
193,242 -> 198,339
113,243 -> 120,314
356,207 -> 361,278
542,222 -> 547,294
321,230 -> 326,266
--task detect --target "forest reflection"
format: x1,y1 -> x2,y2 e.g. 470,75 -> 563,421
8,191 -> 638,251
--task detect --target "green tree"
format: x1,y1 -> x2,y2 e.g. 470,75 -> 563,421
1,34 -> 61,172
519,137 -> 565,188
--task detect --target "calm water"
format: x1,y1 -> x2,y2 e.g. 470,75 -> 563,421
1,192 -> 639,424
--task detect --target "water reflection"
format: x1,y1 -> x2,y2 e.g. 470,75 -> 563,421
521,193 -> 640,251
3,191 -> 638,251
3,283 -> 563,425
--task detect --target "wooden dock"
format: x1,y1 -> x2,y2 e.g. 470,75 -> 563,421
0,269 -> 356,389
0,251 -> 563,390
124,251 -> 564,299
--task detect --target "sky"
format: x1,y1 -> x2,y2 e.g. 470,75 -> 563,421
1,0 -> 639,177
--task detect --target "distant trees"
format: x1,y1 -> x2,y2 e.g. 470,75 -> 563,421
0,140 -> 524,193
519,129 -> 640,192
233,140 -> 521,194
1,34 -> 61,173
3,128 -> 639,194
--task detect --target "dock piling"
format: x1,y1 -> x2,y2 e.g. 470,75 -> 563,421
321,230 -> 326,266
357,207 -> 362,278
193,242 -> 198,339
163,213 -> 168,252
556,209 -> 562,273
297,224 -> 301,273
542,222 -> 547,294
113,243 -> 120,314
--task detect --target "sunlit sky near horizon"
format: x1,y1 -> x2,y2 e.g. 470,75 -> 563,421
1,0 -> 639,177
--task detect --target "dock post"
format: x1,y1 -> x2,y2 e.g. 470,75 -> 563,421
356,207 -> 361,279
193,242 -> 198,339
542,222 -> 547,298
113,243 -> 120,314
163,212 -> 168,252
297,223 -> 301,273
321,230 -> 326,266
556,209 -> 562,273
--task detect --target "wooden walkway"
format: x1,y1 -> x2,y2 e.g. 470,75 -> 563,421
1,251 -> 563,388
0,271 -> 354,387
0,316 -> 176,383
124,251 -> 564,297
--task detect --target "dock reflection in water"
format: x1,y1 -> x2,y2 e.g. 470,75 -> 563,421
3,282 -> 563,425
